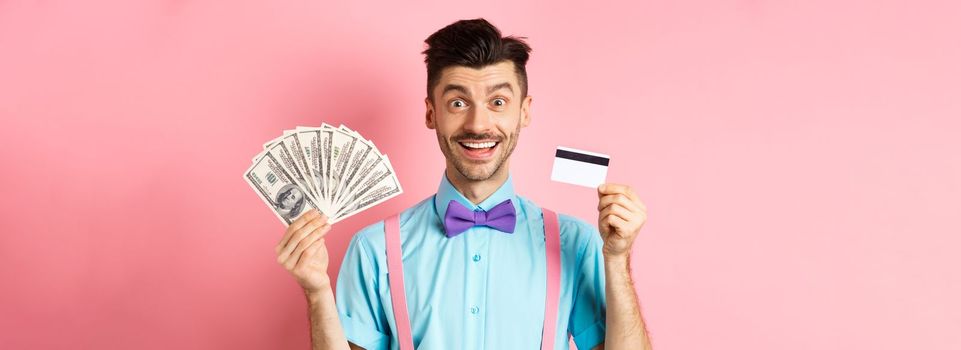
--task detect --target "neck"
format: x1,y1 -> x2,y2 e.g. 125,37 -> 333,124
445,163 -> 510,205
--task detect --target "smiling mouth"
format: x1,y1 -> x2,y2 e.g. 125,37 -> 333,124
457,140 -> 499,160
459,141 -> 497,148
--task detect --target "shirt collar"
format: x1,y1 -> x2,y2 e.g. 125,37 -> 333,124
433,171 -> 520,220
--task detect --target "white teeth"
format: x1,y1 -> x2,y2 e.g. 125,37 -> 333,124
461,141 -> 496,149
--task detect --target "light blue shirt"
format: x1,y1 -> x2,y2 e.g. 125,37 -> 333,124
336,172 -> 607,350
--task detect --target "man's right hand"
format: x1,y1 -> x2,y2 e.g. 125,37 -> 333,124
276,209 -> 333,293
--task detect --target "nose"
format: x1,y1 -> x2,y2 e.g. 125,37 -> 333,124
463,105 -> 494,134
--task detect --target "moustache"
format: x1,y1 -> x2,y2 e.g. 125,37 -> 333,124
454,133 -> 502,142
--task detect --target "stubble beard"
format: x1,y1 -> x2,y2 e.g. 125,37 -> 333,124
437,124 -> 520,182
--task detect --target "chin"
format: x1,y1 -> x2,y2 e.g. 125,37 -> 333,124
441,140 -> 509,181
454,160 -> 503,181
462,171 -> 495,181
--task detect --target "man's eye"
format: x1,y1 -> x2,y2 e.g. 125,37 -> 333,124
492,98 -> 506,106
451,100 -> 466,108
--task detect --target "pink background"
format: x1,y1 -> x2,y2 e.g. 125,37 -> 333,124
2,1 -> 959,349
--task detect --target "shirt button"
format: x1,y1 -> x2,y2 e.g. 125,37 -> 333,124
472,254 -> 481,262
470,306 -> 479,314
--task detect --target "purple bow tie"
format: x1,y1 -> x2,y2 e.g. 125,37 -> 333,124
443,199 -> 517,238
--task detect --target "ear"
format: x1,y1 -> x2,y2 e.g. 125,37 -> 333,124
425,97 -> 436,130
520,95 -> 533,128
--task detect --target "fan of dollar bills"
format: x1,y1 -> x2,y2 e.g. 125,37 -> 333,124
244,123 -> 403,226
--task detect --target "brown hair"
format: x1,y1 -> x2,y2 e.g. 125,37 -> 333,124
423,18 -> 532,101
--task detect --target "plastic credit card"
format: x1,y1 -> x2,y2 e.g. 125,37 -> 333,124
550,146 -> 610,188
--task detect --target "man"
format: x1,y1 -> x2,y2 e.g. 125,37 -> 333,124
274,18 -> 651,350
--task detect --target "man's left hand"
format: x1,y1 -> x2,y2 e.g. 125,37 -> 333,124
596,183 -> 647,260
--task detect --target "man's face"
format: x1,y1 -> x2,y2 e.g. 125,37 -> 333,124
426,61 -> 532,182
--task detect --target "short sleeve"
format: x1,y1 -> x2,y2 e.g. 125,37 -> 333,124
336,225 -> 390,350
568,221 -> 607,350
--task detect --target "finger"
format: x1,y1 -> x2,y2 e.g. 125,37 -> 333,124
289,209 -> 321,233
603,214 -> 629,235
598,183 -> 629,195
278,218 -> 319,258
597,193 -> 641,213
277,210 -> 324,252
598,183 -> 641,202
277,213 -> 328,256
284,228 -> 324,269
285,224 -> 331,268
294,238 -> 327,271
599,203 -> 633,228
279,220 -> 328,263
291,237 -> 324,271
623,186 -> 641,203
278,220 -> 321,263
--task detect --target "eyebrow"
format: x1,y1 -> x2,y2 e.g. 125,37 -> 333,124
440,82 -> 514,97
441,84 -> 469,96
487,82 -> 513,95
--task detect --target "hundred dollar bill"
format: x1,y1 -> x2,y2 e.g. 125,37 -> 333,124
332,143 -> 384,210
331,134 -> 374,207
281,132 -> 316,195
313,123 -> 337,202
326,127 -> 359,206
244,152 -> 328,226
248,123 -> 401,225
334,174 -> 402,222
266,140 -> 318,201
320,127 -> 335,204
294,129 -> 329,212
334,157 -> 402,221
